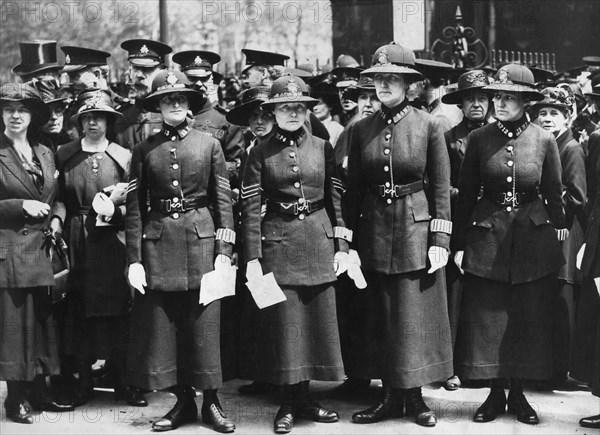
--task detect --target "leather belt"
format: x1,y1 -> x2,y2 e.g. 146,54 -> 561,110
266,198 -> 324,216
151,196 -> 208,214
370,180 -> 424,199
483,191 -> 538,207
69,206 -> 92,215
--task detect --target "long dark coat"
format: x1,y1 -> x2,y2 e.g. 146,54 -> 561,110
114,103 -> 163,150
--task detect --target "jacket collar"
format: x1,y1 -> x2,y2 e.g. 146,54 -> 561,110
162,119 -> 191,140
495,115 -> 529,138
273,126 -> 305,145
380,98 -> 410,125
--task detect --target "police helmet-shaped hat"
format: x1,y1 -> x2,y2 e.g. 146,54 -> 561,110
143,69 -> 204,113
484,64 -> 544,101
361,42 -> 422,81
261,75 -> 317,107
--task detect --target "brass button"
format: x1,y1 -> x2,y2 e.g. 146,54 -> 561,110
172,212 -> 180,219
384,165 -> 389,172
261,236 -> 265,241
298,213 -> 305,220
172,197 -> 179,203
292,166 -> 299,172
289,152 -> 296,158
385,182 -> 391,187
507,132 -> 513,138
384,148 -> 390,155
142,234 -> 147,238
171,136 -> 177,141
506,206 -> 512,212
298,197 -> 305,203
387,119 -> 392,124
385,133 -> 391,139
507,161 -> 514,167
172,164 -> 179,170
22,229 -> 29,235
506,191 -> 512,197
172,180 -> 179,187
294,182 -> 300,188
507,176 -> 513,182
386,198 -> 392,204
507,146 -> 513,152
290,141 -> 295,146
472,221 -> 477,225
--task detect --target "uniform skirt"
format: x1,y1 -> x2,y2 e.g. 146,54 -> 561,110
0,287 -> 60,381
351,269 -> 453,389
455,274 -> 555,380
238,283 -> 344,385
127,288 -> 222,391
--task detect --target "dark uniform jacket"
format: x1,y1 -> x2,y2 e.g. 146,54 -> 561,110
581,149 -> 600,279
455,119 -> 566,284
345,102 -> 452,275
125,120 -> 235,292
556,128 -> 587,229
0,135 -> 66,288
114,102 -> 163,150
240,127 -> 349,287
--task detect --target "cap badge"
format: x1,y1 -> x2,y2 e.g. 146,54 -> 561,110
465,72 -> 488,86
166,71 -> 179,86
285,78 -> 300,95
378,49 -> 390,65
194,56 -> 203,66
65,55 -> 71,64
140,45 -> 149,55
497,68 -> 510,84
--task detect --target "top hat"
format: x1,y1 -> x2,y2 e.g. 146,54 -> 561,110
0,82 -> 51,126
70,89 -> 123,124
262,75 -> 317,107
241,49 -> 289,74
11,40 -> 60,77
442,70 -> 491,105
484,64 -> 544,101
172,50 -> 221,79
61,46 -> 111,73
143,69 -> 204,113
121,39 -> 172,68
226,86 -> 271,126
361,42 -> 422,80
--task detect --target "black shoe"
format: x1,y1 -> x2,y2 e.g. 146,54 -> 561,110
5,400 -> 34,424
30,398 -> 76,412
201,402 -> 235,433
473,389 -> 506,422
297,400 -> 338,423
443,375 -> 461,391
579,414 -> 600,429
152,390 -> 198,432
115,386 -> 148,407
332,378 -> 370,398
404,387 -> 437,427
507,390 -> 539,425
238,381 -> 272,396
352,388 -> 403,424
274,404 -> 296,434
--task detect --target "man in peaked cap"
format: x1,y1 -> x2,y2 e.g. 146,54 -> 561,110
331,55 -> 363,126
240,48 -> 289,88
173,49 -> 245,191
60,46 -> 111,93
114,39 -> 172,150
12,40 -> 62,83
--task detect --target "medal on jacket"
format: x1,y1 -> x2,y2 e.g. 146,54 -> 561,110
87,154 -> 102,174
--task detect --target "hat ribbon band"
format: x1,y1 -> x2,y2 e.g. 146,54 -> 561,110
157,83 -> 186,91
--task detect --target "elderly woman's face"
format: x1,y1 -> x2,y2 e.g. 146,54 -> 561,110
41,102 -> 66,135
492,91 -> 525,122
2,102 -> 32,135
358,90 -> 381,118
273,102 -> 307,132
461,90 -> 489,122
248,107 -> 275,137
374,73 -> 407,108
81,112 -> 108,140
536,106 -> 569,134
159,93 -> 190,126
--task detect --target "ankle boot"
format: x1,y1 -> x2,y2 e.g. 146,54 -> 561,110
507,378 -> 539,425
352,386 -> 403,424
274,384 -> 299,434
201,389 -> 235,433
473,380 -> 506,422
112,361 -> 147,407
404,387 -> 437,427
29,375 -> 75,412
152,385 -> 198,431
4,381 -> 33,424
296,381 -> 338,423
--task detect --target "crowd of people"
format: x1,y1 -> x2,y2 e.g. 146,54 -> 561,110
1,37 -> 599,434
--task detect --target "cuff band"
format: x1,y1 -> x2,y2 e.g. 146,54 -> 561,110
556,228 -> 569,241
333,226 -> 353,242
430,219 -> 453,234
216,228 -> 236,244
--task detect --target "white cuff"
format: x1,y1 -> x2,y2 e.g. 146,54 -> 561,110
216,228 -> 236,244
430,219 -> 453,234
556,228 -> 569,241
333,226 -> 353,242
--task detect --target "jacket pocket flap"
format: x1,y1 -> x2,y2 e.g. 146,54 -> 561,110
323,223 -> 334,238
261,221 -> 284,241
142,221 -> 164,240
412,203 -> 431,222
194,223 -> 215,239
469,215 -> 494,228
529,208 -> 553,226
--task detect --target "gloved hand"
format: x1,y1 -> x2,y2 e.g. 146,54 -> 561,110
428,246 -> 448,274
334,251 -> 350,276
92,192 -> 115,218
214,253 -> 231,272
246,258 -> 263,282
454,250 -> 464,275
108,183 -> 128,206
127,262 -> 147,294
347,249 -> 367,289
49,216 -> 62,238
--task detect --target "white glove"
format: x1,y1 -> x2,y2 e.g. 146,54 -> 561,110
127,262 -> 147,294
334,251 -> 350,276
108,183 -> 128,206
428,246 -> 448,274
576,243 -> 586,270
214,253 -> 231,271
454,251 -> 464,275
92,192 -> 115,218
246,258 -> 264,282
347,249 -> 367,289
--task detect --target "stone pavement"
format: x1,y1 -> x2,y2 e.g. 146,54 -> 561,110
1,378 -> 598,434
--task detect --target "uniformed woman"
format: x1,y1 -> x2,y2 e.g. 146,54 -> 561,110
240,75 -> 351,434
55,89 -> 145,407
125,69 -> 236,433
0,83 -> 73,423
344,43 -> 453,427
453,64 -> 567,425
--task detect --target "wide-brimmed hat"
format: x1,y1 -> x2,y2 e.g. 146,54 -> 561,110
173,50 -> 221,79
11,40 -> 60,78
226,86 -> 271,126
484,64 -> 544,101
61,46 -> 111,73
143,69 -> 204,113
261,75 -> 317,107
0,83 -> 51,126
361,42 -> 422,79
441,70 -> 491,105
69,89 -> 123,124
532,87 -> 574,114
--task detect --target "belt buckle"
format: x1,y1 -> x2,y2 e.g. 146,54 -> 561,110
382,186 -> 396,199
499,192 -> 508,205
163,199 -> 172,213
304,200 -> 312,214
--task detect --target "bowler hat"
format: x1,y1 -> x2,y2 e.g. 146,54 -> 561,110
361,42 -> 422,79
262,75 -> 317,107
70,89 -> 123,124
11,40 -> 60,77
143,69 -> 204,113
484,64 -> 544,101
442,70 -> 491,104
226,86 -> 271,126
0,83 -> 50,126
